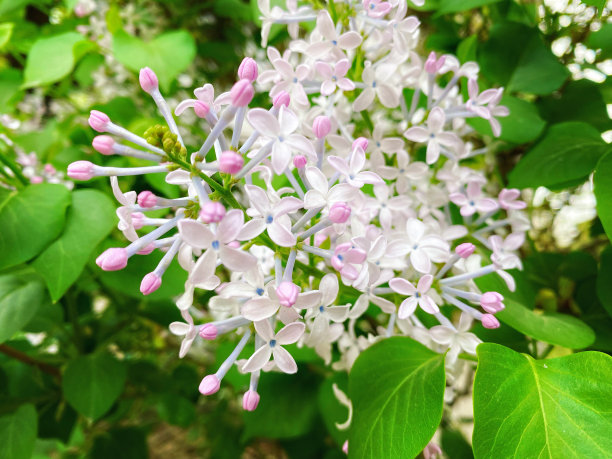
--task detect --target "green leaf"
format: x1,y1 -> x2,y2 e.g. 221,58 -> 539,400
475,273 -> 595,349
0,22 -> 13,49
33,189 -> 116,302
537,80 -> 612,132
318,373 -> 349,446
467,95 -> 545,143
243,372 -> 319,440
480,22 -> 568,95
349,337 -> 446,459
473,343 -> 612,458
594,151 -> 612,241
23,32 -> 88,88
112,29 -> 196,92
508,122 -> 610,190
456,35 -> 478,63
62,353 -> 127,420
0,184 -> 71,270
587,23 -> 612,59
91,427 -> 148,459
437,0 -> 502,14
0,404 -> 37,459
596,246 -> 612,317
0,272 -> 46,343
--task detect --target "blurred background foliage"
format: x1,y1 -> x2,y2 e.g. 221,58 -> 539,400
0,0 -> 610,458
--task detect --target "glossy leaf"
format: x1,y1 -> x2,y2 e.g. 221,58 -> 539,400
596,245 -> 612,317
480,22 -> 568,95
112,29 -> 196,92
0,272 -> 46,344
594,151 -> 612,241
0,404 -> 37,459
23,32 -> 88,88
349,337 -> 446,459
475,273 -> 595,349
0,184 -> 71,270
33,189 -> 116,301
473,343 -> 612,458
62,353 -> 127,420
508,122 -> 610,190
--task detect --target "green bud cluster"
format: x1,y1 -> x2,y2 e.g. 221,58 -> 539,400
143,124 -> 187,162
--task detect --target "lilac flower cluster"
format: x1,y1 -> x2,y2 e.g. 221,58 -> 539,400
68,0 -> 526,414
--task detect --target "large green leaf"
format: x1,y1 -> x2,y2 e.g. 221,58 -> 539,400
62,353 -> 127,420
0,404 -> 37,459
596,245 -> 612,317
33,189 -> 116,302
594,151 -> 612,241
349,337 -> 446,459
473,343 -> 612,458
112,29 -> 196,92
508,122 -> 610,190
480,22 -> 568,95
23,32 -> 90,88
468,95 -> 545,143
475,273 -> 595,349
587,23 -> 612,59
0,183 -> 71,270
0,272 -> 46,343
436,0 -> 502,14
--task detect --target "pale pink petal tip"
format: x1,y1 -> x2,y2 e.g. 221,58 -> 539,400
67,161 -> 95,180
137,243 -> 156,255
193,101 -> 210,118
293,155 -> 307,169
481,313 -> 500,329
92,135 -> 115,155
352,137 -> 368,151
137,190 -> 157,208
219,151 -> 244,175
200,201 -> 226,223
96,248 -> 128,271
480,291 -> 504,313
242,390 -> 260,411
342,441 -> 349,455
199,323 -> 218,340
140,272 -> 162,295
88,110 -> 110,132
455,242 -> 475,258
30,176 -> 43,184
199,374 -> 221,395
313,115 -> 332,139
139,67 -> 158,93
238,57 -> 258,82
329,202 -> 351,224
230,79 -> 254,107
276,281 -> 300,307
273,90 -> 290,108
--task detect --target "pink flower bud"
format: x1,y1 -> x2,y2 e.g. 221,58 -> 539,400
273,90 -> 290,108
352,137 -> 368,151
200,201 -> 226,223
219,151 -> 244,175
276,281 -> 300,307
425,52 -> 446,74
455,242 -> 475,258
30,176 -> 43,184
44,164 -> 56,174
481,314 -> 500,329
67,161 -> 95,180
140,272 -> 162,295
313,115 -> 331,139
329,202 -> 351,223
230,79 -> 254,107
342,441 -> 349,455
137,191 -> 157,208
96,248 -> 128,271
199,323 -> 218,340
480,292 -> 505,314
423,443 -> 442,459
193,100 -> 210,118
199,374 -> 220,395
139,67 -> 158,94
242,390 -> 260,411
92,135 -> 115,155
293,155 -> 307,169
238,57 -> 258,82
88,110 -> 110,132
74,3 -> 88,17
132,212 -> 145,229
137,243 -> 156,255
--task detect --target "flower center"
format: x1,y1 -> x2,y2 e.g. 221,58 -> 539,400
266,215 -> 274,224
212,240 -> 220,250
269,339 -> 277,347
256,287 -> 264,296
331,39 -> 338,46
319,305 -> 325,313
